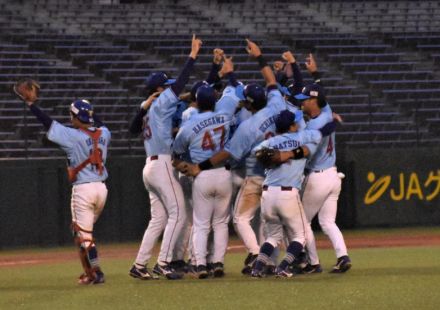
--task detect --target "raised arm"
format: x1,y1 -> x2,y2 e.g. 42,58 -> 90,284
282,51 -> 304,95
246,39 -> 277,88
305,53 -> 323,86
171,34 -> 203,96
14,79 -> 53,130
205,48 -> 224,84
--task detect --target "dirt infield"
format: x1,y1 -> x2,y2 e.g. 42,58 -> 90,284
1,232 -> 439,268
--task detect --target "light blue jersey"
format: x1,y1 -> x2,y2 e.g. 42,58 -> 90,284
142,88 -> 179,156
47,121 -> 111,185
305,104 -> 336,171
182,106 -> 198,124
225,89 -> 304,177
173,86 -> 241,163
254,130 -> 322,188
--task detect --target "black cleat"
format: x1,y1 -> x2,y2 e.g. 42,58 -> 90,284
197,265 -> 209,279
330,256 -> 352,273
212,262 -> 225,278
242,253 -> 258,275
129,264 -> 159,280
153,263 -> 183,280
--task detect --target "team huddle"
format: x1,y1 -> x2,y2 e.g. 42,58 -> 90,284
13,35 -> 351,284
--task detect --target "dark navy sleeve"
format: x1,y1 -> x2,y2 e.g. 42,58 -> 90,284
29,104 -> 53,130
129,108 -> 148,135
291,62 -> 304,95
171,57 -> 196,96
206,63 -> 221,85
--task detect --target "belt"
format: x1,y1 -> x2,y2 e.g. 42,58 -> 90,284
304,168 -> 325,175
149,155 -> 159,160
262,185 -> 293,191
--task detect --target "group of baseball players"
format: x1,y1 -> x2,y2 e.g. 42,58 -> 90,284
16,34 -> 351,284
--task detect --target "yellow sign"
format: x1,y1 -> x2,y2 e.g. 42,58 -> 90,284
364,170 -> 440,205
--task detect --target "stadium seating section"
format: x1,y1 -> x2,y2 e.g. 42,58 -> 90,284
1,0 -> 440,158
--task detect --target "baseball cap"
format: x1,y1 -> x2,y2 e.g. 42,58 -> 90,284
145,72 -> 175,90
275,109 -> 303,133
190,81 -> 209,101
196,85 -> 217,109
294,83 -> 325,101
70,99 -> 93,124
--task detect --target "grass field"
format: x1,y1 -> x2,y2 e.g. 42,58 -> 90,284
1,229 -> 440,310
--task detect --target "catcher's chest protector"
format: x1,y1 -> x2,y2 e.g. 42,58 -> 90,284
67,128 -> 104,183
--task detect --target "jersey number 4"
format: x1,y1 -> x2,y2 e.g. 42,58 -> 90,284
201,125 -> 226,151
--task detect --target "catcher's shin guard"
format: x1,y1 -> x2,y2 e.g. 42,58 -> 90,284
72,222 -> 100,280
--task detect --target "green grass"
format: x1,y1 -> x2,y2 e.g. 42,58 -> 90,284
1,246 -> 440,310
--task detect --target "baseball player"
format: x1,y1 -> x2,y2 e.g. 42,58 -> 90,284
296,84 -> 351,273
250,109 -> 336,278
128,35 -> 202,280
182,40 -> 305,275
171,49 -> 225,273
274,81 -> 350,273
173,57 -> 242,279
251,110 -> 335,278
13,80 -> 110,285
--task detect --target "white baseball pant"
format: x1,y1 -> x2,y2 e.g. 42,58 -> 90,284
302,167 -> 348,265
71,182 -> 108,247
135,155 -> 187,266
261,186 -> 307,248
172,173 -> 193,262
233,175 -> 264,255
192,167 -> 232,266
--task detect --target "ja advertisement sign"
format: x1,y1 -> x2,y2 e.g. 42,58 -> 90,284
348,148 -> 440,226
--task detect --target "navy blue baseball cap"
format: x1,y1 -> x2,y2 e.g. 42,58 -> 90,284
294,83 -> 325,101
145,72 -> 175,90
243,83 -> 266,109
71,99 -> 93,124
190,80 -> 209,101
196,85 -> 217,108
275,109 -> 303,132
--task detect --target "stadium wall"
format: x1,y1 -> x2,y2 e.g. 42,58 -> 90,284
0,150 -> 439,248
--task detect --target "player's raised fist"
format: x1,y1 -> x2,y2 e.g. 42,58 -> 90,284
190,34 -> 203,59
273,60 -> 284,72
245,39 -> 262,58
219,56 -> 234,77
282,51 -> 296,64
213,48 -> 225,65
305,53 -> 318,73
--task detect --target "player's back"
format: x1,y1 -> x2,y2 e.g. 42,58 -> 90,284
305,105 -> 335,171
143,88 -> 179,156
47,121 -> 111,184
180,110 -> 233,164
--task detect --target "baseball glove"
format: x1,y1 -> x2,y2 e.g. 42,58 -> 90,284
13,79 -> 40,103
255,147 -> 277,168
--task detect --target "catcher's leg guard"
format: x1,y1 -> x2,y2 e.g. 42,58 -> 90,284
72,222 -> 100,279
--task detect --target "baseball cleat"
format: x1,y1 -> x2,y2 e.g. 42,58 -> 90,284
153,263 -> 183,280
330,255 -> 352,273
241,253 -> 258,275
196,265 -> 209,279
263,265 -> 276,276
212,262 -> 225,278
170,260 -> 188,275
129,265 -> 159,280
207,263 -> 214,277
292,252 -> 308,270
250,269 -> 264,278
301,263 -> 323,274
275,267 -> 293,278
78,269 -> 105,285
